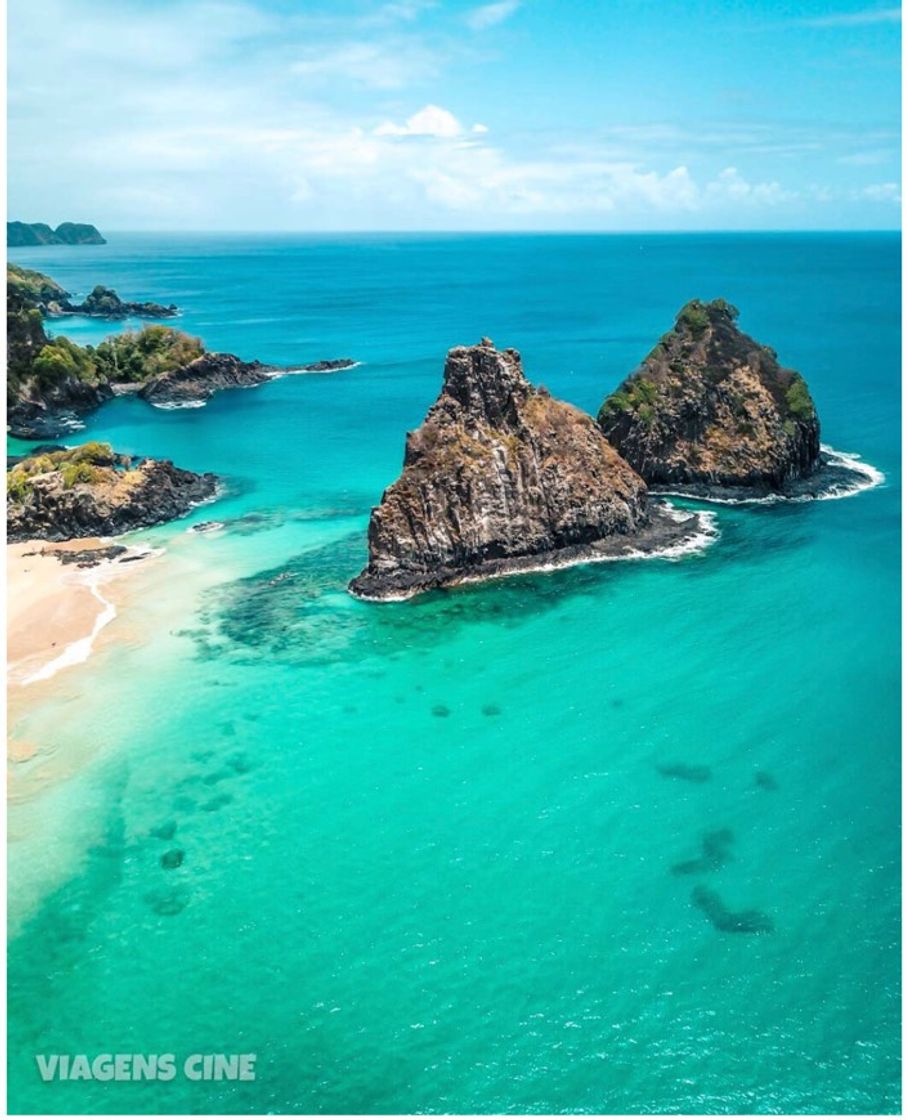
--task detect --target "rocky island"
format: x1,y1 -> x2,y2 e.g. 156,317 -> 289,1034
349,339 -> 707,601
7,442 -> 218,542
8,265 -> 178,319
598,299 -> 871,500
8,221 -> 106,246
7,264 -> 357,437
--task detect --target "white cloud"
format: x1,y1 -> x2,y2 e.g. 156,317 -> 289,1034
860,182 -> 901,202
837,149 -> 895,166
291,39 -> 439,89
798,5 -> 900,27
466,1 -> 521,31
374,105 -> 489,139
375,105 -> 465,138
705,167 -> 794,206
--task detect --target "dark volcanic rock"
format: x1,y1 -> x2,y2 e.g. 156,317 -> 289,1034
598,299 -> 821,497
54,284 -> 178,320
349,339 -> 703,601
7,449 -> 218,542
7,378 -> 113,440
295,358 -> 357,373
139,353 -> 275,405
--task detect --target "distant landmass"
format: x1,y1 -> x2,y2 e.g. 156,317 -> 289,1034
7,221 -> 106,247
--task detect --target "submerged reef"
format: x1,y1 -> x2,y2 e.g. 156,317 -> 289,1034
691,886 -> 774,934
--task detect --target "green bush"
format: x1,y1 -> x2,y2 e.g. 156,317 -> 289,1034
678,301 -> 710,336
6,469 -> 31,502
61,462 -> 99,488
91,325 -> 204,383
32,337 -> 97,386
785,375 -> 814,419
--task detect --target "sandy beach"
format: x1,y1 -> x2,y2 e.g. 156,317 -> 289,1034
7,539 -> 159,764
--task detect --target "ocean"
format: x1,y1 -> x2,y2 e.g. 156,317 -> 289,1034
6,232 -> 901,1113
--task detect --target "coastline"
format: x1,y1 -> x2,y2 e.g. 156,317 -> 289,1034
7,540 -> 160,759
350,503 -> 718,602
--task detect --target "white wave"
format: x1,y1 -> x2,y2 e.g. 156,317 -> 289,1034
652,445 -> 884,507
273,361 -> 362,378
20,547 -> 159,686
352,506 -> 719,601
813,445 -> 886,501
150,399 -> 207,410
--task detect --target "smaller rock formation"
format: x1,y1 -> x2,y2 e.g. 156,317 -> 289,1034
53,284 -> 179,320
293,358 -> 357,373
7,443 -> 218,542
599,300 -> 822,498
350,339 -> 706,600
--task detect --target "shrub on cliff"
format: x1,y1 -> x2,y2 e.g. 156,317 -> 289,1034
91,325 -> 204,383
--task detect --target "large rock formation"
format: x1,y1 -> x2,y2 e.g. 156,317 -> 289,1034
7,443 -> 218,542
598,300 -> 821,498
349,339 -> 704,600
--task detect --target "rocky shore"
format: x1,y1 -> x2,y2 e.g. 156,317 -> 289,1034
7,443 -> 218,542
350,339 -> 706,601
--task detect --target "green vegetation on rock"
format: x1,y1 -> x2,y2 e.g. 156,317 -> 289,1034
91,325 -> 204,383
785,374 -> 815,420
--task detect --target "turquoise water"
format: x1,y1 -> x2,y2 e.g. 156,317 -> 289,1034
7,233 -> 900,1113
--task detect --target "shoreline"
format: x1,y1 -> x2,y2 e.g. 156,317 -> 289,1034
7,538 -> 157,690
648,445 -> 884,506
350,503 -> 718,602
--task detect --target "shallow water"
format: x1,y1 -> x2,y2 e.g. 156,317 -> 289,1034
6,233 -> 900,1113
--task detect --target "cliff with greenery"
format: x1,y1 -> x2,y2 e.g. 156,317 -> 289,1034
598,299 -> 820,496
7,442 -> 218,541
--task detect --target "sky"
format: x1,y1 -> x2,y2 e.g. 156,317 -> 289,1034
7,0 -> 902,231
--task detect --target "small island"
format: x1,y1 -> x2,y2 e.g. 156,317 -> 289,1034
8,265 -> 178,319
7,442 -> 218,542
8,221 -> 106,246
349,339 -> 706,601
7,264 -> 357,437
598,299 -> 873,500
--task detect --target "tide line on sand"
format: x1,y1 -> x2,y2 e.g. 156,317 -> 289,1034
19,547 -> 159,686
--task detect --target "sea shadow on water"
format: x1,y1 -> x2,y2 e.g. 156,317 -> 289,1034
691,885 -> 773,934
672,828 -> 734,875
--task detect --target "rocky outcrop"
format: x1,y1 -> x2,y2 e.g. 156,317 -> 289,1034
139,353 -> 276,405
7,376 -> 113,440
598,300 -> 821,498
293,358 -> 357,373
7,443 -> 218,542
51,284 -> 179,320
8,221 -> 106,246
350,339 -> 704,600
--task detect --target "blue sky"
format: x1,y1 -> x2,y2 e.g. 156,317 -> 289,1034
8,0 -> 902,230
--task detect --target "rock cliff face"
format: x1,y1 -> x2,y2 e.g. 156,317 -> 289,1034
7,444 -> 218,542
350,340 -> 702,600
598,300 -> 820,497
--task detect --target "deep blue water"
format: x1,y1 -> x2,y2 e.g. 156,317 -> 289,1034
6,233 -> 901,1113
